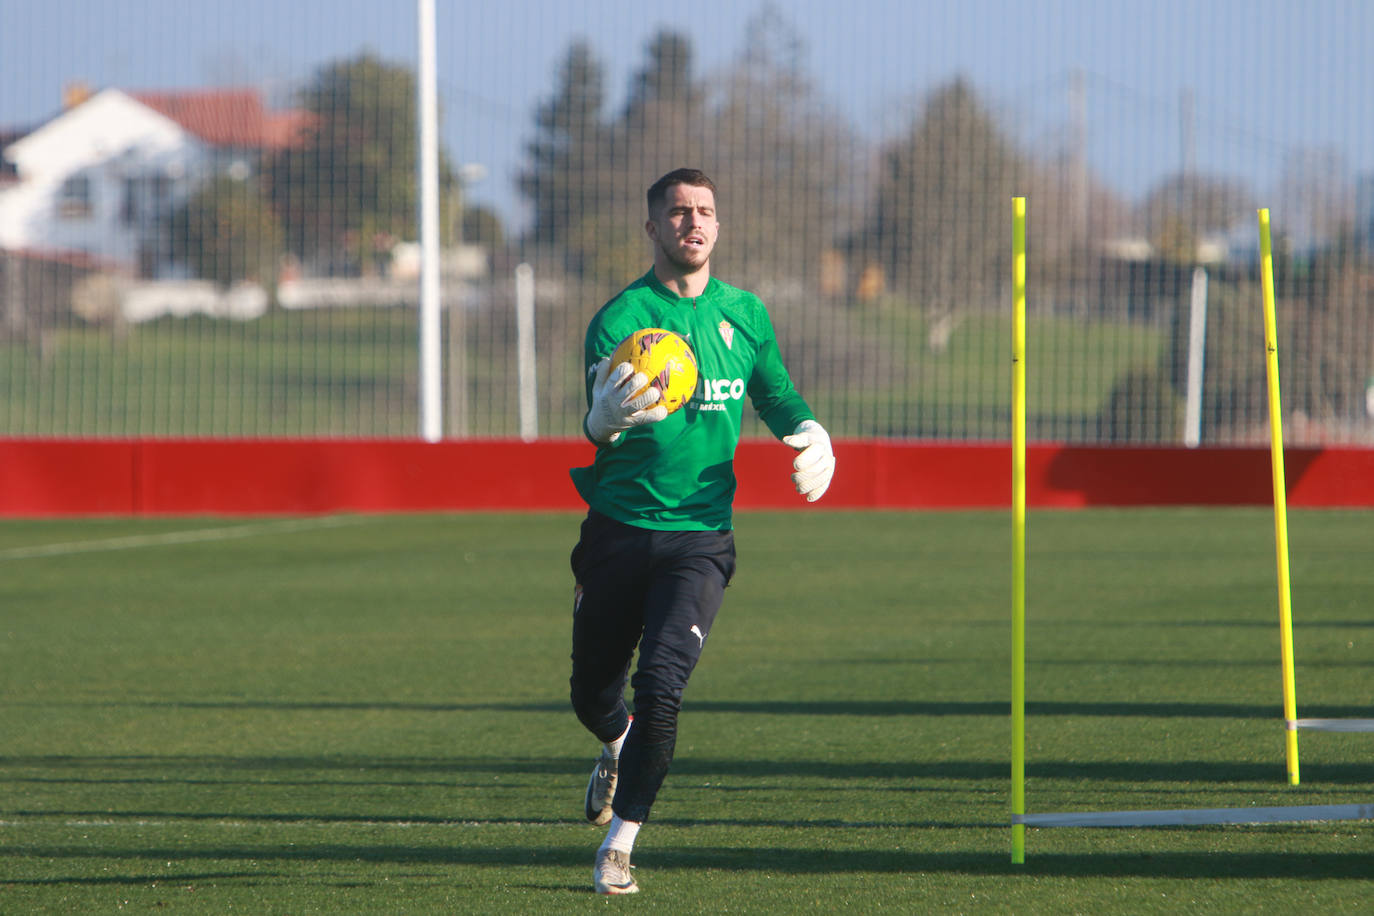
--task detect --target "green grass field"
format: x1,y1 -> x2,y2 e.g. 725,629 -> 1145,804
2,306 -> 1167,440
2,509 -> 1371,913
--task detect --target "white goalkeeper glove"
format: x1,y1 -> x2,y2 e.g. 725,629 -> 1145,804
585,357 -> 668,444
783,419 -> 835,503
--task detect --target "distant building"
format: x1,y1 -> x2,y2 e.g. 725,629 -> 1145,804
1356,172 -> 1374,251
0,85 -> 313,278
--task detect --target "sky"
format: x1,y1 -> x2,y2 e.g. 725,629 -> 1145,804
3,0 -> 1372,233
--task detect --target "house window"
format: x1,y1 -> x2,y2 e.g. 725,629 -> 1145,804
151,174 -> 171,211
58,174 -> 93,219
121,178 -> 138,225
121,174 -> 174,226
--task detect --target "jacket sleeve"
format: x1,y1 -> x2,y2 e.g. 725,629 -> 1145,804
747,310 -> 815,440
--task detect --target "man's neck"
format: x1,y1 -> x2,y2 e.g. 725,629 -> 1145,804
653,262 -> 710,299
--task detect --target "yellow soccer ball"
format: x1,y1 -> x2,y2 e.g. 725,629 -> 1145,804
610,328 -> 699,415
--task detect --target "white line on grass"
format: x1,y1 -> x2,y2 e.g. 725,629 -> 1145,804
1014,802 -> 1374,827
0,516 -> 369,561
1293,718 -> 1374,732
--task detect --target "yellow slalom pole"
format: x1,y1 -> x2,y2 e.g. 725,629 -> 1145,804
1011,197 -> 1027,863
1258,208 -> 1300,786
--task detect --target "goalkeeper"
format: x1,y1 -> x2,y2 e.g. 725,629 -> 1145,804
569,167 -> 836,895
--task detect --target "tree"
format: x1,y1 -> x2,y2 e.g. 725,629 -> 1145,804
1195,279 -> 1269,440
270,53 -> 430,274
518,41 -> 611,249
622,31 -> 701,127
518,9 -> 856,296
861,78 -> 1029,312
521,12 -> 855,294
594,28 -> 710,286
1097,366 -> 1182,443
1138,173 -> 1254,262
703,6 -> 856,293
521,30 -> 713,286
1278,146 -> 1353,247
461,205 -> 505,249
168,176 -> 284,288
1281,238 -> 1374,430
613,27 -> 708,185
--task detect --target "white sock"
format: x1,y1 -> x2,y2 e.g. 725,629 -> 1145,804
599,815 -> 641,855
606,719 -> 632,760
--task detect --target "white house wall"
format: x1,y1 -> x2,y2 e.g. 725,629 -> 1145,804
0,88 -> 209,271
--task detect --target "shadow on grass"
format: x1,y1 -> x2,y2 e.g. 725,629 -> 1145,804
1,871 -> 282,887
1013,618 -> 1374,629
3,754 -> 1371,785
671,757 -> 1374,786
29,698 -> 1374,719
24,699 -> 574,713
5,843 -> 1372,881
13,808 -> 994,831
687,699 -> 1374,719
658,846 -> 1374,880
8,808 -> 572,827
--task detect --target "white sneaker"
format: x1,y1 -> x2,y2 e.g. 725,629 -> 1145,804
593,847 -> 638,895
584,747 -> 617,825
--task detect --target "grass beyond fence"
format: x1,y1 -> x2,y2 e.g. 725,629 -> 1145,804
1,305 -> 1168,439
2,509 -> 1371,913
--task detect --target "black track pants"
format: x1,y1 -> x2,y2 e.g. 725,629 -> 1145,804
569,510 -> 736,823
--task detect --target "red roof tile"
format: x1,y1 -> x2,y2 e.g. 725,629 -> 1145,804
131,88 -> 316,150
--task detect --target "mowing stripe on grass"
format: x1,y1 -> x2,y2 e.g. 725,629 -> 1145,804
0,516 -> 368,561
1015,803 -> 1374,828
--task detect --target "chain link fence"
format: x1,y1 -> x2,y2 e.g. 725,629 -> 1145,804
2,2 -> 1372,443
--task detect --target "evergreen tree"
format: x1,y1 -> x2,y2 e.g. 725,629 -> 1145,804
518,41 -> 610,248
706,6 -> 854,291
623,31 -> 700,126
866,79 -> 1027,310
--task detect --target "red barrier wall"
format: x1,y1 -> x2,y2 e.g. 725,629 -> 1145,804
2,438 -> 1373,516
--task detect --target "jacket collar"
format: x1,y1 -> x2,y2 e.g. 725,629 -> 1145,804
643,268 -> 716,304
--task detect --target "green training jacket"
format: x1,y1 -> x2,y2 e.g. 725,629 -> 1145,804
571,269 -> 815,531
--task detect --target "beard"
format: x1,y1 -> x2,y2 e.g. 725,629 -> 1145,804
656,234 -> 713,272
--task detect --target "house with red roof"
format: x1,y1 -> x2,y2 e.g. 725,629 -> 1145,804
0,85 -> 314,280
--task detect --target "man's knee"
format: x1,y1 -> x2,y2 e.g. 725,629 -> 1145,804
570,676 -> 613,721
628,669 -> 687,727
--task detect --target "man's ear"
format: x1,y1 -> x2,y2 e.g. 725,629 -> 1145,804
644,219 -> 657,241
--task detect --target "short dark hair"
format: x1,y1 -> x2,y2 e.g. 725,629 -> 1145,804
647,168 -> 717,215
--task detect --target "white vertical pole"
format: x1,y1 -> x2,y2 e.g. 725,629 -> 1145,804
1183,266 -> 1208,447
515,263 -> 537,441
417,0 -> 442,442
